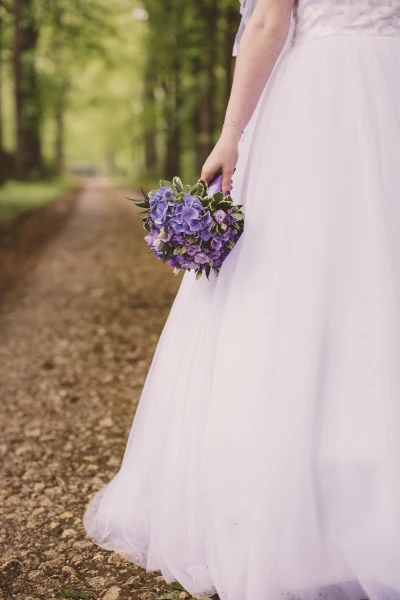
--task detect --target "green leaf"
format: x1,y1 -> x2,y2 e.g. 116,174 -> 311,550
213,268 -> 220,277
195,270 -> 202,280
143,222 -> 150,232
205,266 -> 211,280
135,200 -> 150,209
160,180 -> 173,188
212,191 -> 224,204
140,186 -> 150,201
123,194 -> 149,209
173,177 -> 184,192
220,222 -> 227,231
173,246 -> 182,255
198,179 -> 208,195
189,182 -> 201,196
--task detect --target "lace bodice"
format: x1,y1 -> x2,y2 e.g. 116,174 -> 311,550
292,0 -> 400,45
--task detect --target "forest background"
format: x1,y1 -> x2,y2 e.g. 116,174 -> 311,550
0,0 -> 240,221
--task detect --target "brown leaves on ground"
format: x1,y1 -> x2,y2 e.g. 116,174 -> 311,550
0,178 -> 182,600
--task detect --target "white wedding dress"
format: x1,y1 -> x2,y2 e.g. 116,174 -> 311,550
83,2 -> 400,599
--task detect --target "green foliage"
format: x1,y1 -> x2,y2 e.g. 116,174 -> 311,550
0,0 -> 240,184
0,178 -> 74,222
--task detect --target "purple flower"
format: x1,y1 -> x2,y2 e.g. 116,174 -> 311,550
169,194 -> 207,236
141,176 -> 244,278
187,244 -> 202,256
149,186 -> 175,227
211,237 -> 224,251
182,260 -> 198,269
172,234 -> 186,245
214,210 -> 226,224
167,256 -> 178,268
144,230 -> 158,247
194,252 -> 210,265
199,211 -> 213,241
175,254 -> 187,266
218,230 -> 231,242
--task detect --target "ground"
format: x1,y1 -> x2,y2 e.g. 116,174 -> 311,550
0,178 -> 195,600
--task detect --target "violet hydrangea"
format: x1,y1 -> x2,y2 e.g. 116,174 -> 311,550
130,175 -> 244,279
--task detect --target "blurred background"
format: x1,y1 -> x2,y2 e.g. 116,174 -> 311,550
0,3 -> 241,599
0,0 -> 240,222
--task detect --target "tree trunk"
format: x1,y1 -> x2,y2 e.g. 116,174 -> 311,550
164,56 -> 182,179
143,62 -> 158,172
54,81 -> 68,175
0,6 -> 5,186
194,0 -> 218,174
54,102 -> 64,175
13,0 -> 42,181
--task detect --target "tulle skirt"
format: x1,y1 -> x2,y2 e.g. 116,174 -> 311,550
83,34 -> 400,600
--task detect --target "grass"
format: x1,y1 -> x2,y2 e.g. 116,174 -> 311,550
0,178 -> 76,224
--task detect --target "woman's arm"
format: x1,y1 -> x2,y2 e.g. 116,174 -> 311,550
201,0 -> 294,194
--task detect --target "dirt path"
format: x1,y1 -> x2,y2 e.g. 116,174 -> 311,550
0,178 -> 182,600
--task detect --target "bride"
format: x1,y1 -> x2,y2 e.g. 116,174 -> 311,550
83,1 -> 400,599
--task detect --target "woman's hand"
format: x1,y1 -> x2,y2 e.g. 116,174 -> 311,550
201,127 -> 241,195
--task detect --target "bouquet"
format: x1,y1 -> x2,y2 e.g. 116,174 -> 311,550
130,175 -> 244,279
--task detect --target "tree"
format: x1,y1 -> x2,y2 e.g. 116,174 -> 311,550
13,0 -> 42,180
142,57 -> 158,173
0,2 -> 6,184
39,0 -> 115,175
1,0 -> 240,184
140,0 -> 239,180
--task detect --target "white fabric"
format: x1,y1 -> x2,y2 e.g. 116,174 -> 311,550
83,3 -> 400,600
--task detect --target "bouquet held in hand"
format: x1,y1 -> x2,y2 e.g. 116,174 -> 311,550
131,175 -> 245,279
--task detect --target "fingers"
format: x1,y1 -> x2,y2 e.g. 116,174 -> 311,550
222,170 -> 233,196
201,167 -> 214,183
